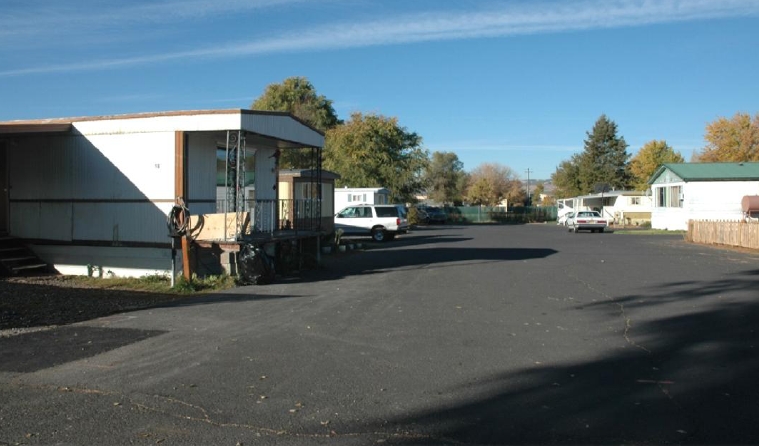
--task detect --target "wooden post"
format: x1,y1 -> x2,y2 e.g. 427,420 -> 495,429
181,236 -> 191,281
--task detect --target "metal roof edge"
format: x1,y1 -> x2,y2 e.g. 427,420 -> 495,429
649,162 -> 759,183
1,108 -> 324,135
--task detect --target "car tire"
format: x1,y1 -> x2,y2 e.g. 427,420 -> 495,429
371,228 -> 386,242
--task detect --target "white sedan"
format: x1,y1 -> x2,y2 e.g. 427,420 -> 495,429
568,211 -> 608,233
558,212 -> 575,226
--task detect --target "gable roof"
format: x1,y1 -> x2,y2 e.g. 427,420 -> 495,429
649,162 -> 759,184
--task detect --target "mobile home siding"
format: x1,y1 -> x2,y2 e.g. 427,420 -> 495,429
651,181 -> 759,230
9,132 -> 174,243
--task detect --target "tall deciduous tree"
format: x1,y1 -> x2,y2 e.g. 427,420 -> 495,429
694,112 -> 759,162
423,151 -> 466,205
324,112 -> 428,203
629,140 -> 684,190
551,155 -> 583,198
578,114 -> 631,193
251,76 -> 341,168
465,163 -> 523,206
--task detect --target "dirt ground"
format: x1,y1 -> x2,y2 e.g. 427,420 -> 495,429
0,276 -> 189,337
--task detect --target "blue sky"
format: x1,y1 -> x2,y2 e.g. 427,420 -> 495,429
2,0 -> 758,180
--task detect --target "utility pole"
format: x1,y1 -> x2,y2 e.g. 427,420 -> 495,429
525,168 -> 532,205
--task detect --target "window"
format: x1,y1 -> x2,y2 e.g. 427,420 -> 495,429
216,147 -> 255,187
656,187 -> 665,207
654,186 -> 683,208
630,197 -> 641,205
669,185 -> 682,207
375,206 -> 399,218
299,183 -> 318,199
339,207 -> 359,218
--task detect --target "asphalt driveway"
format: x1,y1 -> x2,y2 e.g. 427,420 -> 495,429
1,224 -> 758,445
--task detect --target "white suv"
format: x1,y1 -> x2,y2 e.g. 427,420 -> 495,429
334,204 -> 409,242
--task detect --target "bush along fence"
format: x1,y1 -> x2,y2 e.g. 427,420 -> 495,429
445,206 -> 558,224
687,220 -> 759,250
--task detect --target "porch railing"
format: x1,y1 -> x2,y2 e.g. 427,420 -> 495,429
215,199 -> 322,237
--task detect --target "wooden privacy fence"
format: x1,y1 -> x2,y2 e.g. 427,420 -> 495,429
687,220 -> 759,250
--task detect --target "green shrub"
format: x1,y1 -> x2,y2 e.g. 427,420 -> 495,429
407,206 -> 422,226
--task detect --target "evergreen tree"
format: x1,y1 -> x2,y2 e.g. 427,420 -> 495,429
578,115 -> 631,193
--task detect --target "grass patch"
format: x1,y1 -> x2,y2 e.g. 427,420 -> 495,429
65,273 -> 238,294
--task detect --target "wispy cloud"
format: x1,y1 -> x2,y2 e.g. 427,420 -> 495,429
3,0 -> 758,77
0,0 -> 306,40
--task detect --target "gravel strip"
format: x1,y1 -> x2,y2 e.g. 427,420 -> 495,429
0,276 -> 189,337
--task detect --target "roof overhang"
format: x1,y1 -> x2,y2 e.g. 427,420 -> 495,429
0,109 -> 324,149
0,122 -> 73,136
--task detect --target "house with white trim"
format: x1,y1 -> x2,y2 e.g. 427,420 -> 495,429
648,162 -> 759,231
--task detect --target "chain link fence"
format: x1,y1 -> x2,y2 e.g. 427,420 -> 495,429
444,206 -> 558,224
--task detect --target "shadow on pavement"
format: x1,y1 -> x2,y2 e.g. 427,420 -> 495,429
0,326 -> 166,373
368,271 -> 759,445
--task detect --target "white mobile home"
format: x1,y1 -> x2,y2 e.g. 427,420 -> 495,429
578,191 -> 652,226
558,190 -> 651,226
648,162 -> 759,231
334,187 -> 391,213
0,109 -> 324,277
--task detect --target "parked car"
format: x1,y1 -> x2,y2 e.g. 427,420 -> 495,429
334,204 -> 409,242
558,212 -> 575,226
419,206 -> 448,224
568,211 -> 608,233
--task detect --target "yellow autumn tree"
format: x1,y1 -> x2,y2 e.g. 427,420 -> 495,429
464,163 -> 524,206
694,112 -> 759,162
629,140 -> 684,190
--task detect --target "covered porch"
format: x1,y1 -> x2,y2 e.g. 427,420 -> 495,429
0,109 -> 328,280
